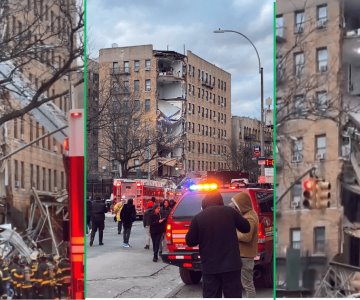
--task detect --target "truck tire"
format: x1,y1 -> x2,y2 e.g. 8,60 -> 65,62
261,263 -> 273,288
179,268 -> 202,285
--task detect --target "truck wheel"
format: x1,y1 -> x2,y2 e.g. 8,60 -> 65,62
179,268 -> 202,285
261,263 -> 273,288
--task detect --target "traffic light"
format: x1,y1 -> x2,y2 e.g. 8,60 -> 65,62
302,178 -> 316,208
315,180 -> 331,209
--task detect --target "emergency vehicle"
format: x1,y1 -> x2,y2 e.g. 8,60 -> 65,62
161,181 -> 274,288
113,179 -> 165,217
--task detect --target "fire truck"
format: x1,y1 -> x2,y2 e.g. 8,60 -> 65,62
113,179 -> 165,218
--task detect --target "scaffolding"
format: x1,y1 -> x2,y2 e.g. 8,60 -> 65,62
314,260 -> 360,297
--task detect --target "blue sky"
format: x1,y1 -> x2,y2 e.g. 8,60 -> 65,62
87,0 -> 274,119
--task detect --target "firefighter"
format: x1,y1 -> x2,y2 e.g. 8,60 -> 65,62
2,258 -> 13,298
29,251 -> 39,299
0,258 -> 5,298
9,255 -> 22,299
57,257 -> 71,299
37,255 -> 54,299
19,258 -> 33,299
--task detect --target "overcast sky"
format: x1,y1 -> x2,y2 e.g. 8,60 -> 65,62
87,0 -> 274,119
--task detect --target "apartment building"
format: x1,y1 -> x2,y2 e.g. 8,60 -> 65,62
231,116 -> 273,181
97,45 -> 231,180
276,0 -> 360,287
0,1 -> 80,215
86,58 -> 100,181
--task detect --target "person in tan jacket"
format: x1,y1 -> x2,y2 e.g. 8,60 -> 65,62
232,192 -> 259,298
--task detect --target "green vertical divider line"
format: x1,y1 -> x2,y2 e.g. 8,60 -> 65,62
83,0 -> 87,298
273,1 -> 277,300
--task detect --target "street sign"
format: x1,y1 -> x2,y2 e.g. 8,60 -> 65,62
265,168 -> 274,177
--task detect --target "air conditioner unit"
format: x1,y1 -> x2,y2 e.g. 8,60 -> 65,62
145,67 -> 151,71
292,154 -> 302,163
291,198 -> 300,209
20,134 -> 25,141
54,186 -> 58,193
188,111 -> 191,115
53,146 -> 58,152
317,19 -> 327,28
15,180 -> 20,188
316,153 -> 325,160
320,65 -> 328,72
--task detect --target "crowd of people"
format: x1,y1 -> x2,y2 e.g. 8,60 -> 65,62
87,192 -> 259,298
0,252 -> 71,299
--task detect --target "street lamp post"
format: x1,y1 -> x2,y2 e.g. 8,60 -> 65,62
213,28 -> 265,176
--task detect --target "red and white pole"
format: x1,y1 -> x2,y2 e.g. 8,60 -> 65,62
68,109 -> 84,299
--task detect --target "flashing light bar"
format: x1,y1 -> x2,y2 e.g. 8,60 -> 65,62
189,183 -> 218,191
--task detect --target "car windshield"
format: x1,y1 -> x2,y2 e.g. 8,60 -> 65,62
172,190 -> 273,219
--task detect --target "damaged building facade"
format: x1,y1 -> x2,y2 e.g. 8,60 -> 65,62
276,0 -> 360,294
97,45 -> 231,180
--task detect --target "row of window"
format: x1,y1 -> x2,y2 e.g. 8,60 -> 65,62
288,47 -> 328,77
290,227 -> 325,254
277,90 -> 328,119
187,123 -> 227,138
187,141 -> 227,155
276,4 -> 328,34
112,79 -> 152,93
187,64 -> 227,91
13,118 -> 63,152
187,104 -> 227,123
112,59 -> 151,73
187,84 -> 227,106
187,160 -> 227,172
292,135 -> 326,163
14,160 -> 65,192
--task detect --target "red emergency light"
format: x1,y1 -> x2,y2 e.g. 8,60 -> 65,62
70,112 -> 82,118
63,138 -> 69,151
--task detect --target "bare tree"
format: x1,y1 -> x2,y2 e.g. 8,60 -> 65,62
0,0 -> 84,126
95,72 -> 182,179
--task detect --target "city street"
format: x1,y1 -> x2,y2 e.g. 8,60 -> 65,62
86,214 -> 273,298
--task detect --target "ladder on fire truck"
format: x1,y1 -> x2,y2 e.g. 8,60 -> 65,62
314,260 -> 360,297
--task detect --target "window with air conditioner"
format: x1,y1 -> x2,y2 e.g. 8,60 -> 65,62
316,91 -> 328,111
317,48 -> 328,73
316,5 -> 327,28
315,135 -> 326,160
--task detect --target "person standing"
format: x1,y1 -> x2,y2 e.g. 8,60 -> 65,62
185,190 -> 250,298
113,200 -> 124,234
86,196 -> 93,235
120,198 -> 136,248
231,192 -> 258,298
159,199 -> 171,254
90,196 -> 107,246
143,201 -> 154,249
149,204 -> 166,262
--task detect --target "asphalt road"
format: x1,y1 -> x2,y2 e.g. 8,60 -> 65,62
86,214 -> 273,298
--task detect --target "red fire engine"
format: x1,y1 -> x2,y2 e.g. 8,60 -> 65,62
113,179 -> 165,217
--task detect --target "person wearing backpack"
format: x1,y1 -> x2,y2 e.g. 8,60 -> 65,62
120,198 -> 136,248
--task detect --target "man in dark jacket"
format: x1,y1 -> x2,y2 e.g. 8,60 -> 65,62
149,203 -> 166,262
185,190 -> 250,298
90,196 -> 107,246
86,196 -> 93,235
120,198 -> 136,248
